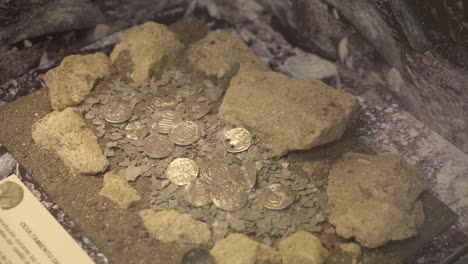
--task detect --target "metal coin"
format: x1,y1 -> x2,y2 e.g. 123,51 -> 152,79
181,247 -> 215,264
0,181 -> 24,209
184,179 -> 212,207
142,134 -> 175,159
199,161 -> 231,186
150,110 -> 183,134
229,163 -> 257,190
101,101 -> 133,123
209,184 -> 247,211
258,183 -> 295,210
166,158 -> 199,186
187,102 -> 212,120
146,96 -> 177,111
125,121 -> 149,140
223,128 -> 252,153
169,121 -> 202,146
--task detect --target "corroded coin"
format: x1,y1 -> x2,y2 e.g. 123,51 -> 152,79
125,121 -> 149,140
0,181 -> 24,209
230,163 -> 257,190
187,102 -> 212,120
101,101 -> 133,123
209,184 -> 247,211
184,179 -> 212,207
143,134 -> 175,159
146,95 -> 178,111
223,128 -> 252,153
150,110 -> 182,134
199,161 -> 231,186
258,184 -> 295,210
166,158 -> 199,186
169,121 -> 202,146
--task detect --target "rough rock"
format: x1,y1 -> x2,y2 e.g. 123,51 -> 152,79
339,243 -> 361,264
284,50 -> 337,80
187,30 -> 266,78
99,171 -> 141,209
219,65 -> 357,156
210,233 -> 281,264
31,108 -> 109,175
327,152 -> 425,248
139,209 -> 212,246
110,22 -> 184,83
45,53 -> 109,110
278,230 -> 329,264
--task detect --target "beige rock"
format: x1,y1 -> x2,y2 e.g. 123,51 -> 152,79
279,230 -> 329,264
187,30 -> 266,78
210,233 -> 281,264
219,66 -> 357,156
31,108 -> 109,174
339,243 -> 362,264
139,209 -> 211,246
110,21 -> 184,83
99,171 -> 141,209
327,152 -> 425,248
45,53 -> 109,110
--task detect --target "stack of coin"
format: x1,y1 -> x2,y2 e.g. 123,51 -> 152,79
101,100 -> 133,124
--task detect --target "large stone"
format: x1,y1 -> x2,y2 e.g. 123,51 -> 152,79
278,230 -> 329,264
210,233 -> 281,264
99,171 -> 141,209
139,209 -> 212,246
31,108 -> 109,175
45,52 -> 109,110
110,22 -> 184,83
219,66 -> 357,156
327,152 -> 425,248
187,30 -> 265,78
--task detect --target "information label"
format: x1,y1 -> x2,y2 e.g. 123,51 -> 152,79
0,175 -> 94,264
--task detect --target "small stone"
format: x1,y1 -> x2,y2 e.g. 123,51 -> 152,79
339,242 -> 362,258
99,171 -> 141,209
139,209 -> 212,246
119,164 -> 151,182
279,230 -> 329,264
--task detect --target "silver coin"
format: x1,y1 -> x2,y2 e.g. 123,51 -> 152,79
102,101 -> 133,123
258,184 -> 295,210
184,179 -> 212,207
199,161 -> 231,186
209,184 -> 247,211
142,134 -> 175,159
223,128 -> 252,153
229,163 -> 257,190
166,158 -> 199,186
150,110 -> 183,134
0,181 -> 24,209
125,121 -> 149,140
169,121 -> 202,146
187,102 -> 212,120
146,96 -> 177,111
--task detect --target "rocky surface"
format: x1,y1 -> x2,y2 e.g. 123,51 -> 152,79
327,152 -> 425,248
219,65 -> 357,156
110,21 -> 184,83
187,30 -> 265,78
210,233 -> 281,264
339,243 -> 361,264
138,209 -> 212,246
99,171 -> 141,209
278,230 -> 329,264
31,107 -> 109,174
45,53 -> 109,111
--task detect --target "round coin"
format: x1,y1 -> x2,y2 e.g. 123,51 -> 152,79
166,158 -> 199,186
258,184 -> 295,210
150,110 -> 183,134
125,121 -> 149,140
229,163 -> 257,190
181,247 -> 215,264
184,179 -> 212,207
223,128 -> 252,153
199,161 -> 231,186
209,184 -> 247,211
146,96 -> 177,111
187,102 -> 212,120
169,121 -> 202,146
0,181 -> 24,209
142,134 -> 175,159
101,100 -> 133,123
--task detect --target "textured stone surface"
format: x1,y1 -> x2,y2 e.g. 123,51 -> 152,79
138,209 -> 212,246
278,230 -> 329,264
219,65 -> 357,156
110,21 -> 184,83
31,108 -> 109,174
187,30 -> 265,78
210,233 -> 281,264
327,152 -> 425,248
45,53 -> 109,110
99,171 -> 141,209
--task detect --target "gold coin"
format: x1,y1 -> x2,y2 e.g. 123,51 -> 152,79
223,128 -> 252,153
0,181 -> 24,209
125,121 -> 149,140
209,184 -> 247,211
187,102 -> 212,120
147,96 -> 177,111
258,184 -> 295,210
143,134 -> 175,159
150,110 -> 183,134
166,158 -> 199,186
169,121 -> 202,146
101,100 -> 133,123
229,163 -> 257,190
184,179 -> 212,207
199,161 -> 231,186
